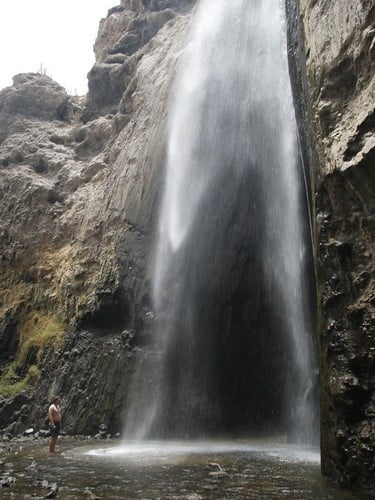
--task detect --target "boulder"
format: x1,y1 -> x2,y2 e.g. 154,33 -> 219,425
0,74 -> 69,120
23,427 -> 36,436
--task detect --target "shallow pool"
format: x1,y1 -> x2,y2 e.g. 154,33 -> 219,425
0,438 -> 369,499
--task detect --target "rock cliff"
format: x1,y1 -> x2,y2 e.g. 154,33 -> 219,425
298,0 -> 374,491
0,0 -> 195,434
0,0 -> 373,494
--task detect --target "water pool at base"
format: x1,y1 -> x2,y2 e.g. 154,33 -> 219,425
84,439 -> 321,466
1,438 -> 370,499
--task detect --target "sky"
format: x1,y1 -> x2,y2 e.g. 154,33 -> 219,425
0,0 -> 118,95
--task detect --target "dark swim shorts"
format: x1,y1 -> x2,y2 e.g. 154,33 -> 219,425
49,422 -> 61,437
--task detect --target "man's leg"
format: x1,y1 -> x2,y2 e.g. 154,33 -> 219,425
49,435 -> 57,452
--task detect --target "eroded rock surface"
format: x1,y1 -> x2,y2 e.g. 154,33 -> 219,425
0,0 -> 195,435
0,74 -> 70,121
299,0 -> 374,492
85,0 -> 195,120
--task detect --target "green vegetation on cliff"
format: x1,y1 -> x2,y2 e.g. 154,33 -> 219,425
0,312 -> 67,396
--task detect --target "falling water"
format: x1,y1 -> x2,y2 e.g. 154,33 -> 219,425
125,0 -> 318,442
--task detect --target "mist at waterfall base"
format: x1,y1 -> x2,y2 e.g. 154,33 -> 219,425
124,0 -> 318,444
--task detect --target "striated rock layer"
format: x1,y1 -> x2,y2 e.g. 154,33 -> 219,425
0,0 -> 195,434
298,0 -> 374,492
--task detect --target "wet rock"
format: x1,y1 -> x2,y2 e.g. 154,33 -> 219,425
84,488 -> 101,499
206,462 -> 223,471
39,480 -> 49,488
299,0 -> 375,492
4,422 -> 17,436
98,424 -> 108,434
23,427 -> 36,436
45,482 -> 58,498
0,475 -> 16,487
0,396 -> 31,429
98,425 -> 109,438
208,470 -> 228,479
202,483 -> 218,491
206,462 -> 228,478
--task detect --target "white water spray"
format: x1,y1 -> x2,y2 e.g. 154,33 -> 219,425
125,0 -> 318,443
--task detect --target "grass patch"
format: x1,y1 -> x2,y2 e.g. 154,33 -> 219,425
0,364 -> 41,397
0,312 -> 67,396
17,312 -> 66,366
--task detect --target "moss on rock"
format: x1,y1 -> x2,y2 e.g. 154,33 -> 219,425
0,312 -> 67,396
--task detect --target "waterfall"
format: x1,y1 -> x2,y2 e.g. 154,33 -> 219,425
125,0 -> 318,443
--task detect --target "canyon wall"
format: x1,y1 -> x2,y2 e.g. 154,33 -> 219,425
0,0 -> 373,493
0,0 -> 196,434
299,0 -> 374,491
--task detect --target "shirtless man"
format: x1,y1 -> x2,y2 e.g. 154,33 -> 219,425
48,396 -> 62,453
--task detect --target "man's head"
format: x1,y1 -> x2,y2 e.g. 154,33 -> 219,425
53,396 -> 61,405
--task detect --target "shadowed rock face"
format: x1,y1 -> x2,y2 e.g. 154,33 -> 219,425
297,0 -> 375,492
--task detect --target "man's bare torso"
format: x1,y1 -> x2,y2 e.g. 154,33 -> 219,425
48,404 -> 61,423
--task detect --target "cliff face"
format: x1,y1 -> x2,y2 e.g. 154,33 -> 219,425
0,0 -> 373,493
0,0 -> 195,434
299,0 -> 374,491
